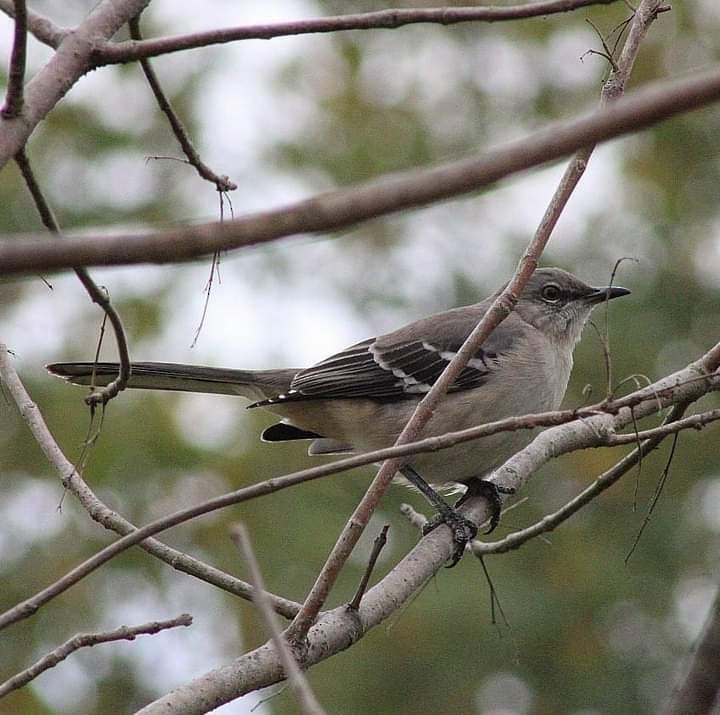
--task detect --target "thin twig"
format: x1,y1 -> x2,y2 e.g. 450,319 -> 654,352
129,13 -> 234,346
623,431 -> 679,562
1,0 -> 28,118
128,14 -> 236,193
630,406 -> 643,510
477,556 -> 510,628
97,1 -> 621,64
597,258 -> 637,399
348,525 -> 390,611
191,193 -> 232,348
14,149 -> 131,406
7,66 -> 720,273
0,345 -> 301,623
472,402 -> 690,556
0,0 -> 67,48
231,525 -> 327,715
0,613 -> 192,698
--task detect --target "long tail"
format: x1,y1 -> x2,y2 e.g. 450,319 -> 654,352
46,361 -> 299,402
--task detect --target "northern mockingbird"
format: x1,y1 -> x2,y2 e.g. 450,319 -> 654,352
48,267 -> 629,562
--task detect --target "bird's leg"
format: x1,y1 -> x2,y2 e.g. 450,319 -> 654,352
400,465 -> 478,567
454,477 -> 515,535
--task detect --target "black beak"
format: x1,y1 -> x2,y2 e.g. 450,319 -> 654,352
586,285 -> 631,304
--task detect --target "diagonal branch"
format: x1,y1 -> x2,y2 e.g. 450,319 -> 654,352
14,148 -> 131,405
0,614 -> 192,698
1,0 -> 27,118
96,1 -> 621,65
232,525 -> 327,715
4,65 -> 720,274
0,0 -> 66,48
128,14 -> 236,193
0,344 -> 301,625
284,0 -> 666,645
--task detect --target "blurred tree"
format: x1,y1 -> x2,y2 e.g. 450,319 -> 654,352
1,2 -> 719,714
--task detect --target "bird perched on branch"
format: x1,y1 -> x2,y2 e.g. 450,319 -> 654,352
48,267 -> 629,564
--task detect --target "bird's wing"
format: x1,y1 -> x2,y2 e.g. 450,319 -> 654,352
253,303 -> 525,405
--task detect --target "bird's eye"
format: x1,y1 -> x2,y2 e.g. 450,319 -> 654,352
541,284 -> 562,303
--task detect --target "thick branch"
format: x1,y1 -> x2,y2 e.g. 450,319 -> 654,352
96,1 -> 620,64
1,0 -> 27,118
4,66 -> 720,274
137,497 -> 492,715
136,348 -> 720,715
0,614 -> 192,698
0,0 -> 153,168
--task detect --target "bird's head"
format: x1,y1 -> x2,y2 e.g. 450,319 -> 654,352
514,267 -> 630,347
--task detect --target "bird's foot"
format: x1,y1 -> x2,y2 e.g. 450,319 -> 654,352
422,507 -> 479,568
455,478 -> 515,535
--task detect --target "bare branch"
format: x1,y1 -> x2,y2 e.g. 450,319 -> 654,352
231,525 -> 327,715
0,344 -> 301,624
14,148 -> 131,406
472,402 -> 690,555
5,65 -> 720,275
0,0 -> 66,48
348,525 -> 390,611
1,0 -> 27,118
605,409 -> 720,444
136,349 -> 720,714
136,496 -> 493,715
7,339 -> 718,632
0,0 -> 153,169
96,1 -> 621,64
665,587 -> 720,715
128,14 -> 236,193
0,614 -> 192,698
284,0 -> 665,645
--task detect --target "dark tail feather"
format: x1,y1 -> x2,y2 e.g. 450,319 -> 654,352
47,361 -> 298,400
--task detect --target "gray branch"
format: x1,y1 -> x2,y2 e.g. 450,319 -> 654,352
136,346 -> 720,714
2,66 -> 720,274
0,0 -> 152,168
0,0 -> 66,48
96,1 -> 621,64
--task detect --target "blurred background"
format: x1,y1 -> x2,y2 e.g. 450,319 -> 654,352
1,1 -> 720,713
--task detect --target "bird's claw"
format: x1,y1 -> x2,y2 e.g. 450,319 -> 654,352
420,480 -> 514,566
422,509 -> 478,568
455,478 -> 515,535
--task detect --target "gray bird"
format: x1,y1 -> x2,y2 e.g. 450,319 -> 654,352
48,267 -> 629,562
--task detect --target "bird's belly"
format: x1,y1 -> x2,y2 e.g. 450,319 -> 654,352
272,353 -> 568,486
